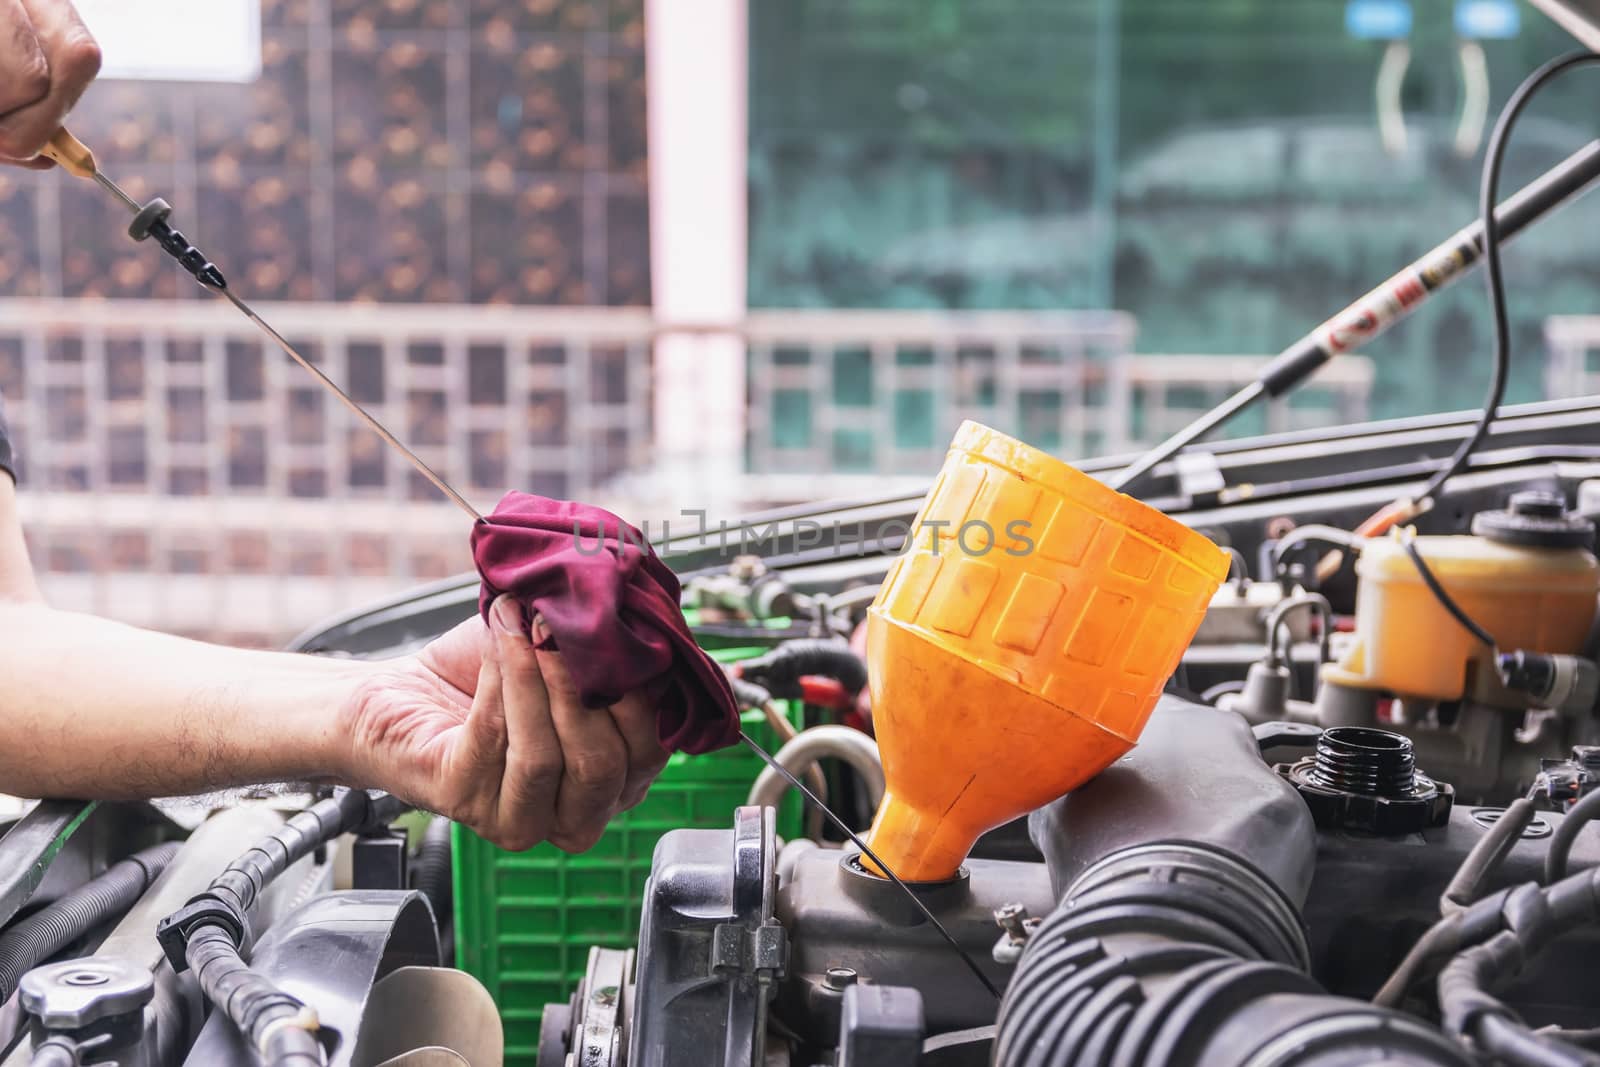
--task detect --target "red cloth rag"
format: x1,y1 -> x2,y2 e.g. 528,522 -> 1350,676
470,492 -> 740,755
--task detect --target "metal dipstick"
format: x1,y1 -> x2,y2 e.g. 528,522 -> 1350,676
45,127 -> 485,524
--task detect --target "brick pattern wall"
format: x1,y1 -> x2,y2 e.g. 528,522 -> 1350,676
0,0 -> 649,308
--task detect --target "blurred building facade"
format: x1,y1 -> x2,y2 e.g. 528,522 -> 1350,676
15,0 -> 1563,645
0,0 -> 653,643
0,0 -> 651,308
747,0 -> 1600,431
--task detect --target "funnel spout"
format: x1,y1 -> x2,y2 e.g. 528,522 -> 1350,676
863,792 -> 988,884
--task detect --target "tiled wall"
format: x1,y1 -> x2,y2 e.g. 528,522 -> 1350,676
0,0 -> 649,307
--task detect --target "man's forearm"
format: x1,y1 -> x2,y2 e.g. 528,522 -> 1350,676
0,476 -> 40,603
0,601 -> 374,798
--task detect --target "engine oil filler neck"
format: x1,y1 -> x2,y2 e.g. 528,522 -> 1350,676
837,851 -> 972,925
1279,726 -> 1454,835
1310,726 -> 1418,796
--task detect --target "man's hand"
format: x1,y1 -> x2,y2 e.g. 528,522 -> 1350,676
0,0 -> 99,168
340,595 -> 672,852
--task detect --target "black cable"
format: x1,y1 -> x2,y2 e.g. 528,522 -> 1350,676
1373,911 -> 1465,1008
1541,1028 -> 1600,1053
1401,535 -> 1499,650
1376,790 -> 1544,1009
1546,786 -> 1600,884
1479,1013 -> 1600,1067
1270,525 -> 1361,575
737,731 -> 1002,1000
1222,546 -> 1251,591
1437,870 -> 1600,1067
158,789 -> 410,1067
1419,51 -> 1600,506
0,842 -> 179,1003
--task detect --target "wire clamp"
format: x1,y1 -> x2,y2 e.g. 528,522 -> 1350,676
154,894 -> 248,973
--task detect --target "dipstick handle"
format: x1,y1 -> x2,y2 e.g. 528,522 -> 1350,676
40,128 -> 97,179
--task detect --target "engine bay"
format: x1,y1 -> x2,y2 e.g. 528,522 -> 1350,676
524,400 -> 1600,1067
1,398 -> 1594,1067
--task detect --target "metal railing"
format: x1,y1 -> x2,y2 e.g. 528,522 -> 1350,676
0,299 -> 653,642
0,299 -> 1373,642
743,309 -> 1137,479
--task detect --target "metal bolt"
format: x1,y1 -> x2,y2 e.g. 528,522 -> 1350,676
994,903 -> 1032,943
823,967 -> 858,991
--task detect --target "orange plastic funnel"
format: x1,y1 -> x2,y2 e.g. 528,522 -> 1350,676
863,421 -> 1230,882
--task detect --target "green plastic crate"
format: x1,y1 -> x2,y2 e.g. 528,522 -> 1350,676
452,644 -> 802,1065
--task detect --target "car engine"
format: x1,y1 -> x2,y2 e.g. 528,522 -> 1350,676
526,403 -> 1600,1067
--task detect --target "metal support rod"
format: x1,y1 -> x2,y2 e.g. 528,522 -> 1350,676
220,290 -> 485,522
91,172 -> 140,214
52,126 -> 486,523
1113,138 -> 1600,493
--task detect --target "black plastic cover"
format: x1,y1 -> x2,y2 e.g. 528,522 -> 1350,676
1029,697 -> 1316,906
837,984 -> 924,1067
1471,490 -> 1596,549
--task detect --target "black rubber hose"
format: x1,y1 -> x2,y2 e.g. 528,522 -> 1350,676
205,792 -> 366,921
167,789 -> 410,1067
0,842 -> 180,1003
187,925 -> 322,1067
27,1036 -> 79,1067
733,639 -> 868,698
1479,1015 -> 1600,1067
1438,869 -> 1600,1067
727,674 -> 773,711
412,818 -> 453,925
995,845 -> 1471,1066
1546,787 -> 1600,884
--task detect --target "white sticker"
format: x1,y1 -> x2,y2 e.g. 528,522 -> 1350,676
74,0 -> 261,83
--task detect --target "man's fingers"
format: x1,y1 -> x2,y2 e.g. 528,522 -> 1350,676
412,624 -> 512,841
438,625 -> 511,834
488,596 -> 562,849
458,627 -> 508,778
0,0 -> 49,117
0,0 -> 100,161
610,690 -> 670,810
533,615 -> 626,851
0,153 -> 53,170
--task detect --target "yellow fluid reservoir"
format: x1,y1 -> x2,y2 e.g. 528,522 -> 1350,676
863,421 -> 1230,882
1327,527 -> 1599,702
